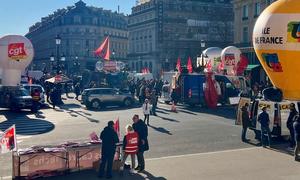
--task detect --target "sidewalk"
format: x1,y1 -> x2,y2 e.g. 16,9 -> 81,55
43,147 -> 300,180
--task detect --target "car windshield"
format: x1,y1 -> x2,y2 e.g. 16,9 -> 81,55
14,89 -> 30,96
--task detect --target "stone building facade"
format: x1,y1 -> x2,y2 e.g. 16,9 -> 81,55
128,0 -> 234,76
233,0 -> 277,84
26,1 -> 128,74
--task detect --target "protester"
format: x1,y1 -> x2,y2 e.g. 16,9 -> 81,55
150,90 -> 158,116
31,88 -> 41,112
74,83 -> 81,100
132,115 -> 149,172
139,83 -> 146,103
293,115 -> 300,161
287,103 -> 298,149
64,83 -> 69,98
241,103 -> 250,142
50,87 -> 59,109
45,82 -> 51,103
258,107 -> 271,147
142,99 -> 151,125
120,124 -> 139,176
98,121 -> 119,179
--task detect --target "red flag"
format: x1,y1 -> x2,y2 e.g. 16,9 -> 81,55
204,72 -> 218,109
206,59 -> 212,72
94,36 -> 110,61
113,118 -> 120,139
28,77 -> 32,85
217,59 -> 225,73
187,57 -> 193,73
236,54 -> 249,76
0,125 -> 17,154
176,57 -> 182,73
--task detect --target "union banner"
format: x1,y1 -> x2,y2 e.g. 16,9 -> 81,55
0,125 -> 17,154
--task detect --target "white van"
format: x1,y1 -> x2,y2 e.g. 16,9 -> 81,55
237,98 -> 297,137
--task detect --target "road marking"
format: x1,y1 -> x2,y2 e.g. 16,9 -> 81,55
16,136 -> 32,140
146,147 -> 260,161
1,176 -> 12,180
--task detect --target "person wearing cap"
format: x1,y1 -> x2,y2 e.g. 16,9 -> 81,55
98,121 -> 119,179
258,106 -> 272,147
287,103 -> 298,149
241,103 -> 250,142
293,115 -> 300,161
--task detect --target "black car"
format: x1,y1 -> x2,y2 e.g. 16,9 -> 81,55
0,86 -> 36,112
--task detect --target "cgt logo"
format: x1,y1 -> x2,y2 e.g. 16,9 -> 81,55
8,43 -> 27,60
287,21 -> 300,42
262,53 -> 283,72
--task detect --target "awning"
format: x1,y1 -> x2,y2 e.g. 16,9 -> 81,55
246,64 -> 260,71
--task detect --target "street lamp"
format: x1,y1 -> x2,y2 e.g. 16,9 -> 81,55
55,35 -> 61,74
200,40 -> 206,67
112,49 -> 115,61
49,35 -> 66,74
73,56 -> 80,75
197,40 -> 208,71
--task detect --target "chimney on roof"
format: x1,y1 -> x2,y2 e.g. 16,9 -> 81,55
75,0 -> 86,7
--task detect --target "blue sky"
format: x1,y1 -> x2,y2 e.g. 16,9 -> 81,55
0,0 -> 135,36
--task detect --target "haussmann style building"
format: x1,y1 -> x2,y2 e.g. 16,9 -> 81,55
233,0 -> 277,85
128,0 -> 234,76
26,0 -> 128,75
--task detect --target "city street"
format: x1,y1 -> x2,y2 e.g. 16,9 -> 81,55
0,94 -> 255,179
1,94 -> 297,179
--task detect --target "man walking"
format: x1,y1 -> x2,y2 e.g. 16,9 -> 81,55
258,107 -> 272,147
287,103 -> 298,149
98,121 -> 119,179
293,115 -> 300,161
241,103 -> 250,142
132,115 -> 149,172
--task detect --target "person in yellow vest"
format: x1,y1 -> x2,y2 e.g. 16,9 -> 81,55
119,125 -> 139,176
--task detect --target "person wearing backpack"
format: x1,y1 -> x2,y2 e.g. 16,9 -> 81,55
119,125 -> 139,176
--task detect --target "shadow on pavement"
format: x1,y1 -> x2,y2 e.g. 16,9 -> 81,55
243,135 -> 295,157
157,115 -> 179,123
183,105 -> 237,120
148,125 -> 172,135
64,109 -> 99,123
41,170 -> 167,180
0,112 -> 55,135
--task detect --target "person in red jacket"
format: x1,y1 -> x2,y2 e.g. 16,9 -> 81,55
119,124 -> 139,176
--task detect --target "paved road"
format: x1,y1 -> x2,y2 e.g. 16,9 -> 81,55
0,95 -> 265,178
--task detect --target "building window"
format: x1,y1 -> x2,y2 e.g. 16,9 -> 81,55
254,2 -> 261,17
242,5 -> 249,20
74,15 -> 81,24
243,26 -> 249,43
